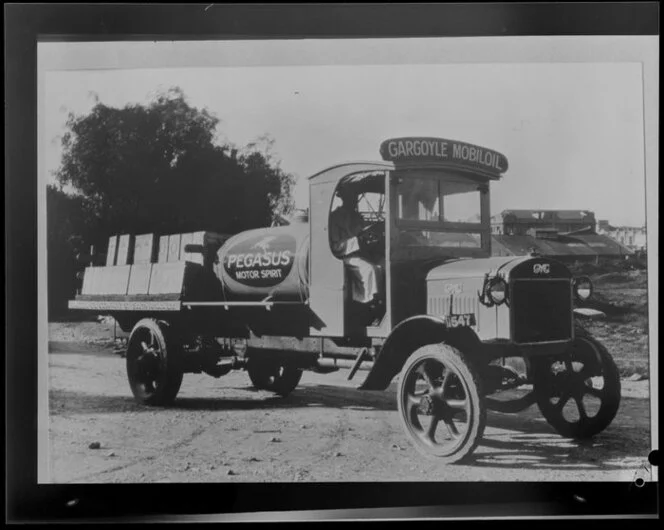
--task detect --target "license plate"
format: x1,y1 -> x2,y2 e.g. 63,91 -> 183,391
444,313 -> 476,328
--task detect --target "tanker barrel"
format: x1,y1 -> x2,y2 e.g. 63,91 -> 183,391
216,224 -> 310,301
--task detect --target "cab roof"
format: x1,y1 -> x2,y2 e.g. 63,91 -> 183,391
308,161 -> 394,185
308,137 -> 508,187
308,160 -> 502,189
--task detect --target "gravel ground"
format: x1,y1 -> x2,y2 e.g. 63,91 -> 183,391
45,323 -> 653,484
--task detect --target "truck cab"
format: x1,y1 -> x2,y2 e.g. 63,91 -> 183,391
308,137 -> 501,341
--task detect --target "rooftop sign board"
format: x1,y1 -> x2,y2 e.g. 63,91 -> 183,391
379,137 -> 509,175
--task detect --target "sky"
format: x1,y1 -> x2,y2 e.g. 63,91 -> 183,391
39,39 -> 653,227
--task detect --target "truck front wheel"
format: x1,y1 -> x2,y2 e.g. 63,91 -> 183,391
532,329 -> 621,439
397,343 -> 486,464
126,318 -> 184,406
247,360 -> 303,397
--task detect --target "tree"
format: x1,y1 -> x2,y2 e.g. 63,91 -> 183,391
242,134 -> 297,223
46,185 -> 90,317
55,87 -> 296,246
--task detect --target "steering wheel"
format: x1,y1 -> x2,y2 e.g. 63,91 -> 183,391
358,221 -> 385,252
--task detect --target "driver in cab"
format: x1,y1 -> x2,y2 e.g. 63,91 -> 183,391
329,186 -> 384,320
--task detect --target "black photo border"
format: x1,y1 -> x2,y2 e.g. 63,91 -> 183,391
6,2 -> 659,522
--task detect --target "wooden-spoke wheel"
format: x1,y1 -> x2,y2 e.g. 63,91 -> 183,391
247,360 -> 303,397
397,344 -> 486,463
533,328 -> 621,439
126,318 -> 183,406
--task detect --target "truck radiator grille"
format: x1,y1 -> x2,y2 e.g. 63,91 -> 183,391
428,295 -> 479,318
511,279 -> 573,343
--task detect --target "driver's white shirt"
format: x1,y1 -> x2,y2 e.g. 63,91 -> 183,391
329,205 -> 363,257
329,205 -> 381,304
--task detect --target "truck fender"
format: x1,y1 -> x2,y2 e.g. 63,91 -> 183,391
359,315 -> 481,391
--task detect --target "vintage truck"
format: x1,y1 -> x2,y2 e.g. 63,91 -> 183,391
68,136 -> 621,463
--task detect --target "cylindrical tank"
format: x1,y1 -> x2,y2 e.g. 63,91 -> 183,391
215,224 -> 310,301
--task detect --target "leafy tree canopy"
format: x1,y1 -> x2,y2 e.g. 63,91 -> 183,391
55,87 -> 296,248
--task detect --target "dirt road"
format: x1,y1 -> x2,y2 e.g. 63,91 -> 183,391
46,339 -> 652,484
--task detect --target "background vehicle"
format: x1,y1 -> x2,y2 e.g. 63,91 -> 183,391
69,136 -> 620,463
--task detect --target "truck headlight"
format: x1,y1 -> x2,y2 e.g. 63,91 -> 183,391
573,276 -> 593,302
487,277 -> 508,305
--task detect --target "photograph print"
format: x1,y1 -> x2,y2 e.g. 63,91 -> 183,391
39,34 -> 657,485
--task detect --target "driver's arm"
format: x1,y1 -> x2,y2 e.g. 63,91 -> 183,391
330,209 -> 362,257
334,236 -> 360,257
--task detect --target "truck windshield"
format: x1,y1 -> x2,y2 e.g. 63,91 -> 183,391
397,176 -> 481,223
394,172 -> 489,253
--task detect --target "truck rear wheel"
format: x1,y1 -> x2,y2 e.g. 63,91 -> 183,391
247,360 -> 303,397
397,343 -> 486,464
532,329 -> 621,439
126,318 -> 183,406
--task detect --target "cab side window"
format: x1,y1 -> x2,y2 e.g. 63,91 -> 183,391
357,191 -> 386,223
328,174 -> 386,259
329,187 -> 365,259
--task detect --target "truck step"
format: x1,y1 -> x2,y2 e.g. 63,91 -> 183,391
347,348 -> 369,381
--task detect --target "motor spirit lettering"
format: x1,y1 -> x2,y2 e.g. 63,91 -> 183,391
226,251 -> 292,281
235,269 -> 282,280
226,251 -> 292,269
381,137 -> 508,173
222,232 -> 298,287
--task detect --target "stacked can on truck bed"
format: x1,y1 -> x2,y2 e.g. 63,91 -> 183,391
76,231 -> 229,304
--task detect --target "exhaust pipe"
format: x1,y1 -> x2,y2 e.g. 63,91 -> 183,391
245,348 -> 375,377
309,357 -> 374,373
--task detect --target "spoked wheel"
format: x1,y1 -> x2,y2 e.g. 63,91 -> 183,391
532,328 -> 621,439
126,318 -> 183,406
397,344 -> 486,464
246,359 -> 303,397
